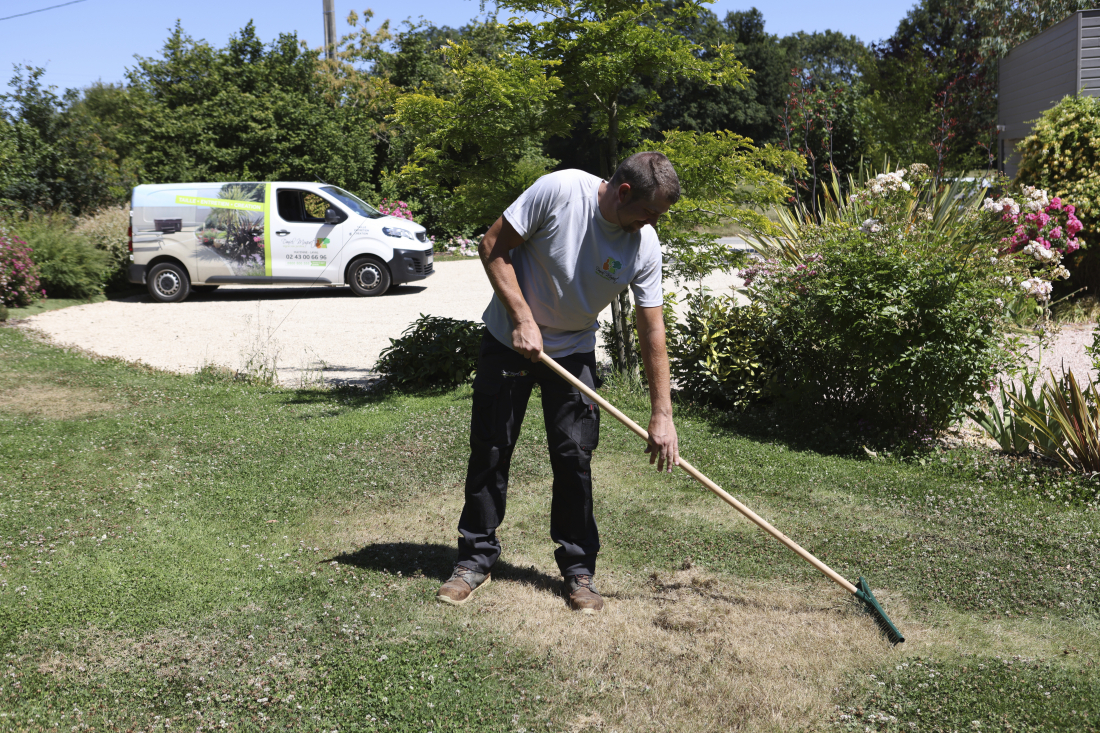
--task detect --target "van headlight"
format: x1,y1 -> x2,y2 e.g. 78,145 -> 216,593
382,226 -> 415,239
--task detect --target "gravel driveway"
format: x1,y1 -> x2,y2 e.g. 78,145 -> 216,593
18,258 -> 747,387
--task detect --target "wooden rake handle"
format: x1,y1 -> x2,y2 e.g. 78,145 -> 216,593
538,351 -> 858,596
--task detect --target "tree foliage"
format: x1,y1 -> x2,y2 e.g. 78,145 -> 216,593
387,43 -> 567,236
504,0 -> 750,178
126,22 -> 383,199
0,68 -> 135,215
644,129 -> 802,280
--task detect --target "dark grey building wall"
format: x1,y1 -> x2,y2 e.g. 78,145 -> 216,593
998,10 -> 1100,178
1084,12 -> 1100,94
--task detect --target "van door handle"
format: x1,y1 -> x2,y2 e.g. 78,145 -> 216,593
275,230 -> 290,236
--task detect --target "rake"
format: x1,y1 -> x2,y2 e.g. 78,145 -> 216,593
539,352 -> 904,645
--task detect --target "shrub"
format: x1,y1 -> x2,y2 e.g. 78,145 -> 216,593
668,292 -> 775,409
0,224 -> 43,307
74,205 -> 130,289
748,164 -> 1042,449
14,212 -> 111,299
375,314 -> 486,390
1016,94 -> 1100,293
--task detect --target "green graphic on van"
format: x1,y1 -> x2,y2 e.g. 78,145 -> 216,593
174,195 -> 264,212
315,238 -> 329,248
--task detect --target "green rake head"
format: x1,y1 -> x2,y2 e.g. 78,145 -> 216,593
854,577 -> 905,645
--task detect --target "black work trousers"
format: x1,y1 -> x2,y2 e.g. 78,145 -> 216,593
457,333 -> 601,579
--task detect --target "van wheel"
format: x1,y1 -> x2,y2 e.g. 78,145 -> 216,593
148,262 -> 190,303
348,257 -> 391,297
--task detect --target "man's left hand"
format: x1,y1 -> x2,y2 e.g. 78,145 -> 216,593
644,412 -> 679,473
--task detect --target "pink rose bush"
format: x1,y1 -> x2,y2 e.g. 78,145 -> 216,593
378,199 -> 415,221
442,236 -> 480,257
981,184 -> 1084,302
0,225 -> 44,307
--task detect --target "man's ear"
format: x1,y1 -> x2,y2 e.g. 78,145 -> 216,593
617,182 -> 634,204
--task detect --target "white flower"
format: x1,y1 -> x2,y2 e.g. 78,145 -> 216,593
993,196 -> 1021,216
994,297 -> 1005,308
1022,241 -> 1054,261
860,218 -> 882,234
1053,265 -> 1071,279
1020,185 -> 1050,212
1020,277 -> 1053,301
981,198 -> 1004,214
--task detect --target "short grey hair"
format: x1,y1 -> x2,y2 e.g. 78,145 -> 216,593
608,152 -> 680,204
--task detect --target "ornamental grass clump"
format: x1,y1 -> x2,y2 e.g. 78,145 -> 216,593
0,224 -> 43,307
747,164 -> 1063,449
74,205 -> 131,289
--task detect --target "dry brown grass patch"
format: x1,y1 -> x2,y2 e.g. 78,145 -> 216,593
31,622 -> 311,686
469,562 -> 899,733
312,494 -> 910,733
0,382 -> 116,419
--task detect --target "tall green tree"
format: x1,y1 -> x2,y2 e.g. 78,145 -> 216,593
974,0 -> 1094,57
0,67 -> 134,214
504,0 -> 749,178
644,7 -> 793,146
127,22 -> 382,198
387,42 -> 568,236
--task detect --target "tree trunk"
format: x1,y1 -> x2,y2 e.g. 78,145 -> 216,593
619,289 -> 639,377
609,293 -> 627,371
608,99 -> 619,178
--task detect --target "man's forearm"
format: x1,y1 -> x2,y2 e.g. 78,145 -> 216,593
636,306 -> 673,415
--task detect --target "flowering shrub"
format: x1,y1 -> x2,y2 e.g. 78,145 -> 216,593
378,199 -> 415,221
745,165 -> 1053,449
0,224 -> 43,307
438,236 -> 480,257
1016,94 -> 1099,292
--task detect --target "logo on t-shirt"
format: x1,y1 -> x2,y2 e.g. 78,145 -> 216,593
596,256 -> 622,282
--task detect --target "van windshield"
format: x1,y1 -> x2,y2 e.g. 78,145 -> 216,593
321,186 -> 384,219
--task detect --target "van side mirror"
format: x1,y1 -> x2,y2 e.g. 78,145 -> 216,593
325,207 -> 343,225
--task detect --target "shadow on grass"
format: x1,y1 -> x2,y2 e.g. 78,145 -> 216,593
330,541 -> 562,592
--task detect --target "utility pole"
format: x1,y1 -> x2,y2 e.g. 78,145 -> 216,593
323,0 -> 336,60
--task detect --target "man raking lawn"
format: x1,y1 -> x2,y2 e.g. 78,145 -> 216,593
435,152 -> 903,643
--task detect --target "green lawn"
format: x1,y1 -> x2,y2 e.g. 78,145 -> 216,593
1,324 -> 1097,731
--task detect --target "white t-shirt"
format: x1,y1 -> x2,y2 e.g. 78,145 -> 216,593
482,169 -> 664,358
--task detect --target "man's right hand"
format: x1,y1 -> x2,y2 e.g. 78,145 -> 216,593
512,319 -> 543,362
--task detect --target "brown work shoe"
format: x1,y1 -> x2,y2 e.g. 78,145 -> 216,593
436,566 -> 490,606
565,574 -> 604,615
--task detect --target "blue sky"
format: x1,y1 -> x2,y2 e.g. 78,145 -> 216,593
0,0 -> 919,92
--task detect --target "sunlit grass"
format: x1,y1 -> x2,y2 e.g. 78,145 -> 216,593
1,325 -> 1098,731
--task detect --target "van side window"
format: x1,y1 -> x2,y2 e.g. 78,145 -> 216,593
277,190 -> 333,223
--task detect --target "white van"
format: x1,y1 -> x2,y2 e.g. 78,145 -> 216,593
127,181 -> 434,302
